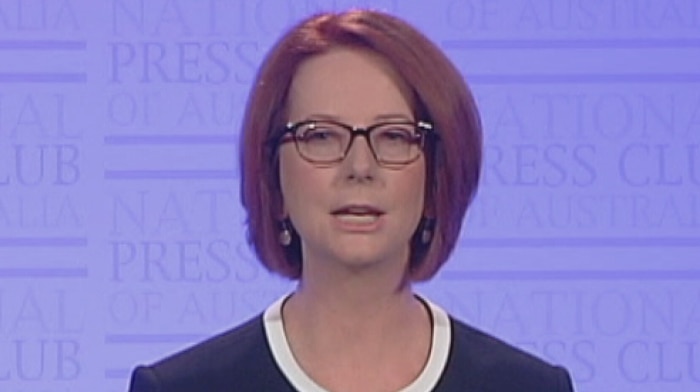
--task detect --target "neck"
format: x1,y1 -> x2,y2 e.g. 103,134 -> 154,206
280,263 -> 433,392
296,277 -> 413,319
294,252 -> 413,316
285,267 -> 423,341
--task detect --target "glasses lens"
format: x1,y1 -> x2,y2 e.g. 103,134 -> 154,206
295,122 -> 348,162
290,121 -> 425,165
371,124 -> 421,164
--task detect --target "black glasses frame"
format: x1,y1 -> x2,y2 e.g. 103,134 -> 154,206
278,119 -> 434,166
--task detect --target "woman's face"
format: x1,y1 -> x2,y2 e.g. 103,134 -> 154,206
278,47 -> 426,274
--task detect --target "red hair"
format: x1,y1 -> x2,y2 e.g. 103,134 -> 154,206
240,10 -> 482,280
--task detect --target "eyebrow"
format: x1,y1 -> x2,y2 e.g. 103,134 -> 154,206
301,113 -> 414,123
373,113 -> 414,122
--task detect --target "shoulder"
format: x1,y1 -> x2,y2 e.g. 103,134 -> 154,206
128,315 -> 291,392
438,317 -> 574,392
150,315 -> 265,377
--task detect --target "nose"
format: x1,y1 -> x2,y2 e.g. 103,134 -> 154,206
342,133 -> 377,180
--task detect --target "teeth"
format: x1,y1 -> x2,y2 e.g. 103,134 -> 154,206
336,214 -> 378,224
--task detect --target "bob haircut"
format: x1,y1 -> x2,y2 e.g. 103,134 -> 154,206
240,10 -> 482,281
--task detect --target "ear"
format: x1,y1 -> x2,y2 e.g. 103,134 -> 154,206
272,172 -> 287,221
422,203 -> 435,221
276,186 -> 288,220
422,182 -> 436,220
275,198 -> 288,221
422,155 -> 437,221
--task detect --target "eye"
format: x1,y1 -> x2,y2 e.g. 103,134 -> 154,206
298,123 -> 344,143
375,126 -> 415,143
303,129 -> 332,140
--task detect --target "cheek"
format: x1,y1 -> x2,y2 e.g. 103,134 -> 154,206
394,164 -> 427,225
279,148 -> 322,217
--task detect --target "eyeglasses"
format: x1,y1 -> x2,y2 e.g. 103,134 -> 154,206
279,119 -> 434,166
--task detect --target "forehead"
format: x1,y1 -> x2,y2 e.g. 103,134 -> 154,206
287,47 -> 414,121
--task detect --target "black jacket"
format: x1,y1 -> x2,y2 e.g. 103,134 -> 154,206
129,314 -> 574,392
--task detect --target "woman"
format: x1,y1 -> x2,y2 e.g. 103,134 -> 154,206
129,10 -> 575,392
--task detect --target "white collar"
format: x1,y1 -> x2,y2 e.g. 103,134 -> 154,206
263,293 -> 452,392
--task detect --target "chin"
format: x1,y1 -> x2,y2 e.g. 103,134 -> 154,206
330,245 -> 408,271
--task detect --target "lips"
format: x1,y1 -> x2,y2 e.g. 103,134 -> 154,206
331,205 -> 385,226
331,205 -> 385,216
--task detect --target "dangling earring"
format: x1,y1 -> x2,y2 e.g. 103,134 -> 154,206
279,220 -> 292,246
421,219 -> 433,244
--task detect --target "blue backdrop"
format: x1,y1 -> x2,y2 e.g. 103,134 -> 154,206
0,1 -> 698,391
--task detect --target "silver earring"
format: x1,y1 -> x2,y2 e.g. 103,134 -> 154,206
279,221 -> 292,246
421,219 -> 433,244
421,227 -> 432,244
